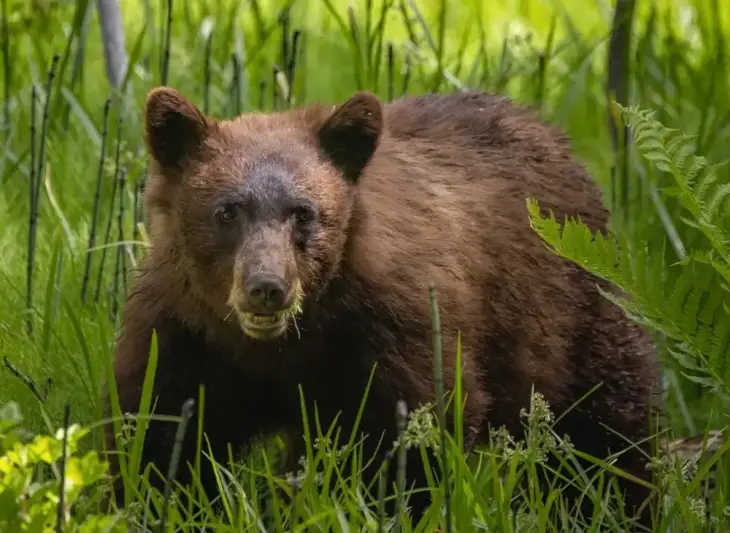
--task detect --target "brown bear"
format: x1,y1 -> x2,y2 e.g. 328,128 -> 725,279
103,86 -> 660,525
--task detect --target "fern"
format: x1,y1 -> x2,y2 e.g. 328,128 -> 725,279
525,102 -> 730,412
618,103 -> 730,280
526,203 -> 730,405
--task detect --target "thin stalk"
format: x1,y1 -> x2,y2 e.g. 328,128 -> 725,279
111,167 -> 127,322
203,33 -> 212,114
387,42 -> 394,102
94,109 -> 124,306
259,79 -> 267,111
395,399 -> 408,532
230,53 -> 241,116
25,87 -> 38,336
430,284 -> 451,533
286,30 -> 301,107
158,399 -> 196,533
81,97 -> 112,303
160,0 -> 173,84
1,0 -> 10,136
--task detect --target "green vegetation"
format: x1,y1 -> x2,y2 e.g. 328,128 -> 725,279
0,0 -> 729,530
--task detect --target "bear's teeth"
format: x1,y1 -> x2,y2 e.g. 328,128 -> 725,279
241,311 -> 288,326
245,314 -> 278,325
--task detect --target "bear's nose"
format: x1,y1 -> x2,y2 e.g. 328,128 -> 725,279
245,273 -> 287,313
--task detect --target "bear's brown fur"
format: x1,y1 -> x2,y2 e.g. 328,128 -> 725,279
104,87 -> 660,523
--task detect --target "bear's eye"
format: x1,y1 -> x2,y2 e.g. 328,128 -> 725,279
292,204 -> 316,226
215,204 -> 238,224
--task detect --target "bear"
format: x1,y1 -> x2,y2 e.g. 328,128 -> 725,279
102,86 -> 661,526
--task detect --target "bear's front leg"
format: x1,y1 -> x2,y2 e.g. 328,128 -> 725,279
103,311 -> 272,513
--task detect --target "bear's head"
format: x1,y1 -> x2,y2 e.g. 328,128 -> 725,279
142,87 -> 383,341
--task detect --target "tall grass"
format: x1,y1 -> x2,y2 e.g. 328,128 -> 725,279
0,0 -> 729,530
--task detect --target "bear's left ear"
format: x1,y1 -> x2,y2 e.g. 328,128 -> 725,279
144,86 -> 211,175
317,92 -> 383,183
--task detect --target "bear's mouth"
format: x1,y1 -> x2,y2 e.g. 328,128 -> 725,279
239,311 -> 289,340
228,279 -> 305,341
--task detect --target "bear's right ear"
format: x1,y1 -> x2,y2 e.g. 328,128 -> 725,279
317,92 -> 383,183
144,87 -> 210,174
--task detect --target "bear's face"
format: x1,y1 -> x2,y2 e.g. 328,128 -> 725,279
142,87 -> 383,341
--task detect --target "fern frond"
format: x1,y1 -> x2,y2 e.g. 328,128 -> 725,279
705,183 -> 730,225
526,198 -> 730,402
618,102 -> 730,277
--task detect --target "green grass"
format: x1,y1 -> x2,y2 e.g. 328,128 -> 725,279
1,0 -> 729,530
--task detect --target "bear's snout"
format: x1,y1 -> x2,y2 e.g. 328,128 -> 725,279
244,273 -> 289,314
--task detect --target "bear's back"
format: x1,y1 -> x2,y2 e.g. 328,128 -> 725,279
336,91 -> 655,430
344,91 -> 610,327
352,92 -> 609,268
